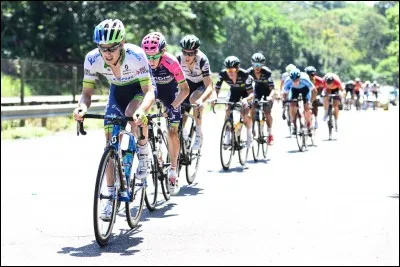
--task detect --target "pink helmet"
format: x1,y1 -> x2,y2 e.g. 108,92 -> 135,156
141,32 -> 167,54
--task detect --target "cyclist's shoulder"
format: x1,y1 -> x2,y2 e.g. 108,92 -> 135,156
196,50 -> 209,60
124,43 -> 147,61
84,48 -> 102,66
161,51 -> 179,64
261,66 -> 272,74
238,67 -> 249,75
300,72 -> 311,81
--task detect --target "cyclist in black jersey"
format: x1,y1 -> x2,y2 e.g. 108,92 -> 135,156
213,56 -> 254,149
247,53 -> 275,145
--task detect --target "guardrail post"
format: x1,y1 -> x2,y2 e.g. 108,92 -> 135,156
20,60 -> 25,127
72,66 -> 77,103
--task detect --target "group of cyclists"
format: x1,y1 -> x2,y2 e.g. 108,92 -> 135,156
344,79 -> 381,110
73,19 -> 355,221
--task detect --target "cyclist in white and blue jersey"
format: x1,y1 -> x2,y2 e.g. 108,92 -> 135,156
73,19 -> 156,221
282,68 -> 316,134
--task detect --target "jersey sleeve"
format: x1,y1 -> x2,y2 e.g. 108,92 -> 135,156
82,53 -> 99,89
283,77 -> 292,93
215,71 -> 224,90
135,50 -> 154,88
199,56 -> 211,77
245,73 -> 253,91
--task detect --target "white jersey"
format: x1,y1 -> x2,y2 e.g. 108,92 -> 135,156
176,50 -> 211,88
82,43 -> 153,89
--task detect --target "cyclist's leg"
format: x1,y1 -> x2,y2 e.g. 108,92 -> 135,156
332,89 -> 340,120
166,114 -> 181,192
189,87 -> 206,149
289,89 -> 298,124
123,86 -> 152,180
264,99 -> 274,144
303,88 -> 312,127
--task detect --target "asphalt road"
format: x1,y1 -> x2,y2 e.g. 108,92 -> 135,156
1,104 -> 399,266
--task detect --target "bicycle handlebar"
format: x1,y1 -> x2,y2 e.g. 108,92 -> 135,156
211,101 -> 242,114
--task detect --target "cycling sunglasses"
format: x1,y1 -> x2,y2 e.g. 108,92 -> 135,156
182,50 -> 197,57
252,63 -> 263,67
226,68 -> 238,73
146,53 -> 162,60
98,43 -> 121,53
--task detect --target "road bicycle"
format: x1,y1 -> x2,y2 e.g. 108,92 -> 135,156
252,97 -> 272,161
77,114 -> 151,247
212,100 -> 249,170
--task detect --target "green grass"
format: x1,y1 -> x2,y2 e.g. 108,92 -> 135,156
1,73 -> 33,97
1,116 -> 104,140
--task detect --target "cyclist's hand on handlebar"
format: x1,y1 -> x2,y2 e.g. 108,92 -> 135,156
133,108 -> 148,126
73,105 -> 87,121
195,98 -> 204,108
266,96 -> 273,101
241,98 -> 249,109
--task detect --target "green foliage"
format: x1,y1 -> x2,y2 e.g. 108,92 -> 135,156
1,1 -> 398,88
1,73 -> 32,97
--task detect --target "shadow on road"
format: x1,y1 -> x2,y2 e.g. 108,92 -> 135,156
388,194 -> 399,199
174,184 -> 204,197
287,149 -> 304,154
141,202 -> 178,222
321,138 -> 338,141
246,159 -> 271,164
58,227 -> 144,256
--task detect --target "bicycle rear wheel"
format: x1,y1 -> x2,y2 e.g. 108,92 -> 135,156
252,120 -> 261,162
220,120 -> 234,170
144,142 -> 158,211
93,147 -> 118,247
185,126 -> 201,184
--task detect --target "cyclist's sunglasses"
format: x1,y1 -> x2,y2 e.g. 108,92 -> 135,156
98,43 -> 121,53
252,63 -> 263,67
146,53 -> 162,60
182,50 -> 197,57
226,68 -> 238,73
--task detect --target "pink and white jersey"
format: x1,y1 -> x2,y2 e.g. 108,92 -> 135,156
151,52 -> 186,86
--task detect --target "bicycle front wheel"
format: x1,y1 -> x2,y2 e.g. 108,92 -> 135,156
126,171 -> 145,229
144,142 -> 158,211
157,129 -> 171,201
252,120 -> 261,162
260,120 -> 269,159
220,120 -> 234,170
186,126 -> 201,184
238,124 -> 249,166
93,147 -> 118,247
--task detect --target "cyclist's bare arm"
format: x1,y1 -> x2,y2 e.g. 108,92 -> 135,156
172,81 -> 190,108
79,87 -> 94,109
199,76 -> 214,102
138,84 -> 156,113
74,87 -> 93,121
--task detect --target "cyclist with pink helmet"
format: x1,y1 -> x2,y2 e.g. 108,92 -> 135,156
142,31 -> 190,195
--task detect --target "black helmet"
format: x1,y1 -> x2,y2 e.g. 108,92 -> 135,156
304,66 -> 317,76
180,35 -> 200,50
289,68 -> 301,80
224,56 -> 240,68
251,53 -> 265,64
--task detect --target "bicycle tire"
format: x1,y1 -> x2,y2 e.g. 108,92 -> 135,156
158,129 -> 171,201
220,120 -> 234,170
238,123 -> 248,166
261,119 -> 269,158
126,167 -> 145,228
328,105 -> 333,140
144,142 -> 158,211
93,146 -> 118,247
252,119 -> 261,162
185,125 -> 201,184
295,113 -> 304,151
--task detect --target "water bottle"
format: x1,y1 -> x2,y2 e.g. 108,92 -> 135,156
234,121 -> 242,137
122,136 -> 135,185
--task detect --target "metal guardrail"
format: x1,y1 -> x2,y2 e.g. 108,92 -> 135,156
1,102 -> 106,120
1,95 -> 108,106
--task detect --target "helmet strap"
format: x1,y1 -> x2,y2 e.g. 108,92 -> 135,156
113,50 -> 123,66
